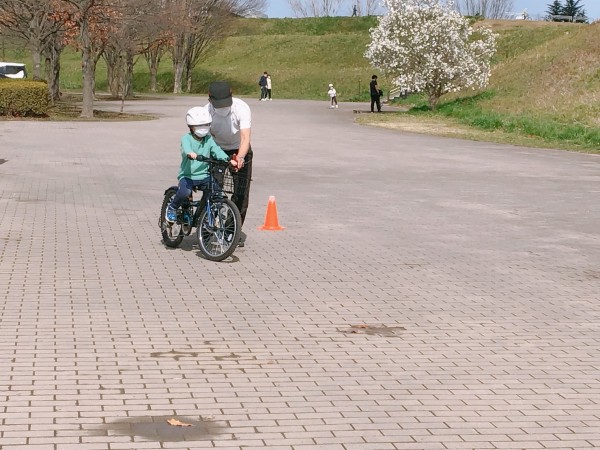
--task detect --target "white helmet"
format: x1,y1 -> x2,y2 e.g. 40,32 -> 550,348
186,106 -> 212,126
329,83 -> 333,87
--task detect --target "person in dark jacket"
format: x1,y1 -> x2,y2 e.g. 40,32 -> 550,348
258,72 -> 268,101
369,74 -> 381,113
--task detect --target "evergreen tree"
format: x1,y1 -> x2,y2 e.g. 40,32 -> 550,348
546,0 -> 563,16
562,0 -> 586,18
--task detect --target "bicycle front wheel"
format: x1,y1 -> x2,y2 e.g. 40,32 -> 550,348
197,199 -> 241,261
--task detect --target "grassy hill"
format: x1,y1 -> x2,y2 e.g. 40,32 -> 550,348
362,18 -> 600,150
476,20 -> 599,128
2,16 -> 598,150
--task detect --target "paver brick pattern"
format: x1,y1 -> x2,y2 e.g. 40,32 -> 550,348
1,97 -> 599,449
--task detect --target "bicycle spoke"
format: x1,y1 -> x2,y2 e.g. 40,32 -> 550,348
197,199 -> 240,261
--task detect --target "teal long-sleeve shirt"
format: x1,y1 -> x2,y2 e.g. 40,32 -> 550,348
177,133 -> 229,181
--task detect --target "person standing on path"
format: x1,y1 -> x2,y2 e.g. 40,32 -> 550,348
258,72 -> 268,101
206,81 -> 253,246
370,74 -> 381,113
327,83 -> 338,109
266,74 -> 272,100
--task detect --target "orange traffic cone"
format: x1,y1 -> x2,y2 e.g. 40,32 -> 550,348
258,196 -> 285,231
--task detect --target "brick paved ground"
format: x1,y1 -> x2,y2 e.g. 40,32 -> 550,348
1,96 -> 599,450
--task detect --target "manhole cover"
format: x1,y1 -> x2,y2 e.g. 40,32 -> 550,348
102,416 -> 225,442
341,324 -> 405,337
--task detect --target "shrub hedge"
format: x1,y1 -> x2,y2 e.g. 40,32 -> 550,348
0,80 -> 49,117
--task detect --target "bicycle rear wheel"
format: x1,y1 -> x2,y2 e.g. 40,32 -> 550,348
160,188 -> 184,248
197,198 -> 241,261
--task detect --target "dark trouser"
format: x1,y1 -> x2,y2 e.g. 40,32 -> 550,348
260,86 -> 267,99
370,94 -> 381,112
170,177 -> 218,210
267,89 -> 272,99
220,148 -> 253,225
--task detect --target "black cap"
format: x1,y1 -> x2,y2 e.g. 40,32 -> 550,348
208,81 -> 233,108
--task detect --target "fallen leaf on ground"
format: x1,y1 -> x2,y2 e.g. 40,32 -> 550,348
167,418 -> 192,427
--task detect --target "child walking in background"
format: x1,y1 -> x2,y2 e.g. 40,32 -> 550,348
266,74 -> 272,100
327,83 -> 338,109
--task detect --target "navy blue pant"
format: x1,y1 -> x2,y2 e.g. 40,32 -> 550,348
169,177 -> 220,210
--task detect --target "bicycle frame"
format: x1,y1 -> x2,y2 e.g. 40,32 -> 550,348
160,154 -> 241,260
189,156 -> 228,228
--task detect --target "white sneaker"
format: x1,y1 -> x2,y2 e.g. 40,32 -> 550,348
335,105 -> 338,108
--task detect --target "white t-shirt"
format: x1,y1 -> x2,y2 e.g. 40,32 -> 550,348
208,97 -> 251,150
328,87 -> 337,98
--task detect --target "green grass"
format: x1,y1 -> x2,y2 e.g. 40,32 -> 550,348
404,91 -> 600,151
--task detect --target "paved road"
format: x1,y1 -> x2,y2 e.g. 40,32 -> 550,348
1,96 -> 599,449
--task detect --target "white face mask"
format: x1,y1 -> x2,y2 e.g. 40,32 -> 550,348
214,107 -> 231,117
193,126 -> 210,138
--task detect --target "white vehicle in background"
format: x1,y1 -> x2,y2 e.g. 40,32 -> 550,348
0,62 -> 27,79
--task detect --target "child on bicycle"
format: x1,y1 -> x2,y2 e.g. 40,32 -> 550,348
165,106 -> 237,222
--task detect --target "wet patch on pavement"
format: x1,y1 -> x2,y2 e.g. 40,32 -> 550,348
150,350 -> 201,361
149,344 -> 259,374
341,324 -> 406,337
100,415 -> 226,442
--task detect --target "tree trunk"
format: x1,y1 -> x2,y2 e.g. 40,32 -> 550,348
173,61 -> 184,94
144,48 -> 161,93
124,51 -> 134,98
150,63 -> 158,92
171,33 -> 186,94
105,51 -> 121,98
31,45 -> 43,80
45,42 -> 62,102
186,73 -> 192,93
80,17 -> 95,118
427,88 -> 441,111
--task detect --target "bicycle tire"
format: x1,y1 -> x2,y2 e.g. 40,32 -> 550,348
160,188 -> 184,248
197,198 -> 241,261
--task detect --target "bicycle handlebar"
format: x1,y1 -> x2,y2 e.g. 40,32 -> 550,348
188,154 -> 230,164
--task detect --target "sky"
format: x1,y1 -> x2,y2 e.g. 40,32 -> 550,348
265,1 -> 600,21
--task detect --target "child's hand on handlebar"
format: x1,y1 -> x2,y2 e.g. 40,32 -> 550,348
187,152 -> 198,160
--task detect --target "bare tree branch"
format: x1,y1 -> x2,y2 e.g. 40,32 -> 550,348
288,0 -> 345,17
455,0 -> 514,19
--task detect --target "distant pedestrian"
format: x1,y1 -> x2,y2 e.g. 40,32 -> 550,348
369,75 -> 381,113
327,83 -> 338,109
352,4 -> 358,16
266,74 -> 272,100
258,72 -> 268,101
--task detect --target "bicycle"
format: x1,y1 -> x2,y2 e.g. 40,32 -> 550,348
159,155 -> 242,261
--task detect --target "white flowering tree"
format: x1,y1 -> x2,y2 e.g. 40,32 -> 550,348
365,0 -> 497,110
